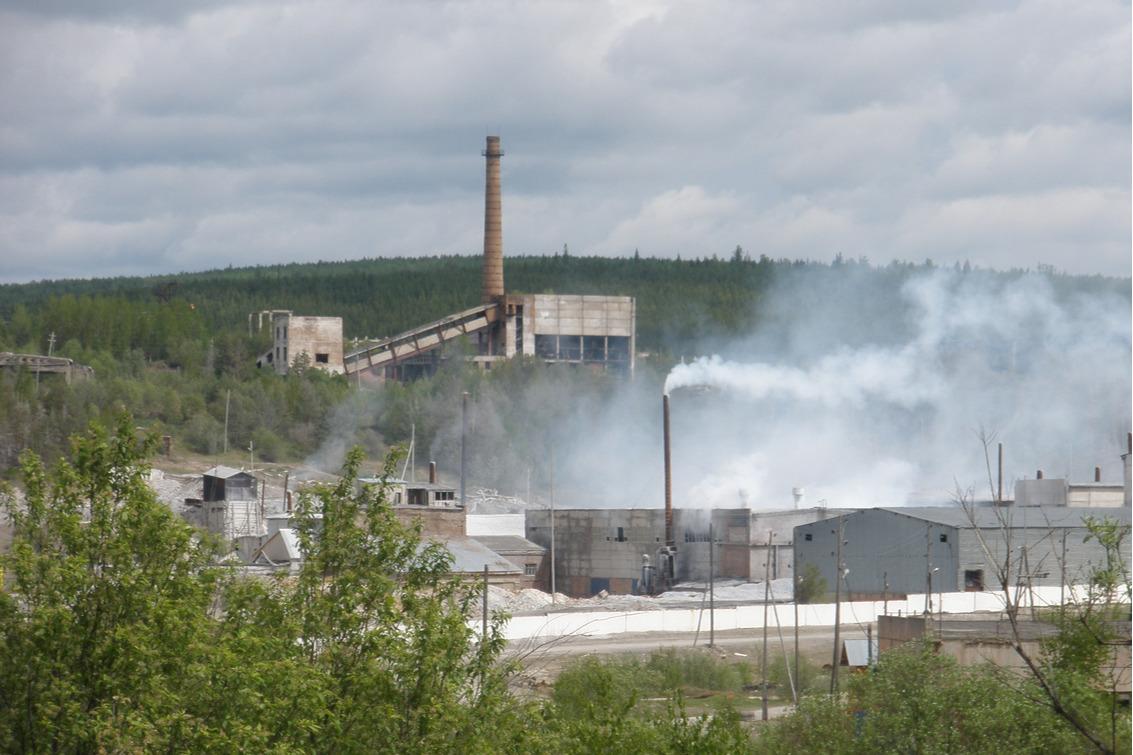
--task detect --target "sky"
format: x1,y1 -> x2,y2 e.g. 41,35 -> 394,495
1,0 -> 1130,284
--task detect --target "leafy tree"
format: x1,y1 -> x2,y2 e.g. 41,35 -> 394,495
795,562 -> 827,604
0,415 -> 221,752
0,415 -> 538,753
759,643 -> 1089,754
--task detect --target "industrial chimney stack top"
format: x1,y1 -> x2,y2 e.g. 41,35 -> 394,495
481,135 -> 505,303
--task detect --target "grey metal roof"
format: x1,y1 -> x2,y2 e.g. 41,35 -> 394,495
876,506 -> 1131,530
425,535 -> 521,574
203,465 -> 250,479
471,535 -> 545,554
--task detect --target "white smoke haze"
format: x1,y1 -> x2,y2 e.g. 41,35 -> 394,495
310,266 -> 1130,513
550,268 -> 1131,510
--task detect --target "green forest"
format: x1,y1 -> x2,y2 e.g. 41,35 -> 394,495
0,253 -> 1127,474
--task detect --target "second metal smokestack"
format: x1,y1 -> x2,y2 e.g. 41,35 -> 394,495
663,394 -> 673,547
482,135 -> 505,303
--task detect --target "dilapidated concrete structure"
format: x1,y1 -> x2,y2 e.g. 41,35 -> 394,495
253,312 -> 345,375
341,137 -> 636,381
182,465 -> 264,541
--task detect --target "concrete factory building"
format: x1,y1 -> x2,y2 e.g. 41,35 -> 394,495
342,136 -> 636,381
793,506 -> 1133,599
525,506 -> 848,597
253,310 -> 345,376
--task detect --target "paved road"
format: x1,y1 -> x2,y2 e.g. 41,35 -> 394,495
506,624 -> 871,660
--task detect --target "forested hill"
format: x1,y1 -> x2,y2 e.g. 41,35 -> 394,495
2,253 -> 1127,361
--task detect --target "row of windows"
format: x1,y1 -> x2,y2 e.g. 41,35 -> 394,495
534,335 -> 631,362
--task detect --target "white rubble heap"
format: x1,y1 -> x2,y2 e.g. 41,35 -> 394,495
485,578 -> 795,615
464,488 -> 545,515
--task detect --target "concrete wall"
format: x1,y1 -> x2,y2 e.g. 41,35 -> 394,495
956,524 -> 1128,590
747,508 -> 845,581
530,294 -> 634,338
467,514 -> 526,537
527,508 -> 664,596
1067,484 -> 1126,508
1015,478 -> 1068,507
479,583 -> 1122,641
394,506 -> 465,538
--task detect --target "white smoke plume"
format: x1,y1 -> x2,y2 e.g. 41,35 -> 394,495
651,268 -> 1131,509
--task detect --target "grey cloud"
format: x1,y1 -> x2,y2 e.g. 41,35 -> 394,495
0,0 -> 1129,282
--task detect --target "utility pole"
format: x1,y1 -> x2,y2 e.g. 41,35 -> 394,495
709,521 -> 715,648
549,441 -> 556,601
997,442 -> 1004,503
830,518 -> 845,696
761,531 -> 774,720
409,423 -> 416,482
793,570 -> 801,706
482,563 -> 489,641
223,390 -> 231,454
1060,530 -> 1068,619
460,392 -> 469,507
925,524 -> 933,616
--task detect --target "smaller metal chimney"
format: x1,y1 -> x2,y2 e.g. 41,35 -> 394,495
662,394 -> 673,548
1036,469 -> 1044,480
428,461 -> 438,485
1095,466 -> 1101,482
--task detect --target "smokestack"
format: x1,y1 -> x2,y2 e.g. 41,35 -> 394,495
1095,466 -> 1101,482
1036,469 -> 1043,480
997,442 -> 1003,504
481,136 -> 505,303
429,461 -> 437,485
663,394 -> 673,547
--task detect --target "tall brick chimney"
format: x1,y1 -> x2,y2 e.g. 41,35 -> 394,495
481,135 -> 505,303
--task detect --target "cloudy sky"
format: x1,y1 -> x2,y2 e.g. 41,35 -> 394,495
1,0 -> 1129,283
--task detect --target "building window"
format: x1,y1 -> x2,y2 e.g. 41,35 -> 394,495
615,526 -> 626,542
315,353 -> 330,364
607,336 -> 630,362
283,346 -> 288,363
804,533 -> 813,541
939,533 -> 948,543
964,569 -> 984,591
535,334 -> 557,359
525,563 -> 536,576
583,335 -> 606,361
560,335 -> 582,360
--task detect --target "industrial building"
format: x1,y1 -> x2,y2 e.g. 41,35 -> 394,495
794,505 -> 1133,599
524,506 -> 850,597
341,136 -> 636,380
182,465 -> 264,541
252,311 -> 345,376
246,464 -> 545,588
0,351 -> 94,383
